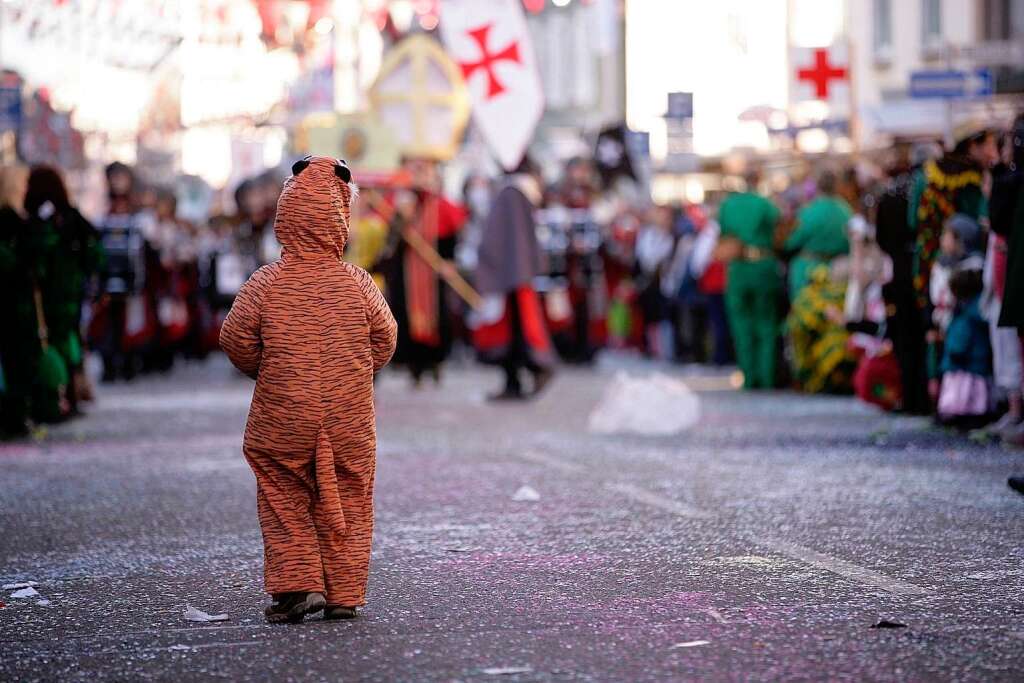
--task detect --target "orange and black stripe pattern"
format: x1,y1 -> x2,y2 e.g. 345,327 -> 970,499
220,156 -> 397,607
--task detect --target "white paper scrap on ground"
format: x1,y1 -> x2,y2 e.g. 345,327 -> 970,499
511,485 -> 541,502
966,569 -> 1024,580
588,372 -> 701,435
3,581 -> 38,590
184,605 -> 229,622
482,666 -> 534,675
35,599 -> 51,607
671,640 -> 710,649
10,587 -> 39,598
714,555 -> 787,569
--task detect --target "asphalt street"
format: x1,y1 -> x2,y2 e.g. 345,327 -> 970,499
2,355 -> 1023,682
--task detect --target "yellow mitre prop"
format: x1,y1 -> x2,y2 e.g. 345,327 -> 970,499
368,34 -> 471,162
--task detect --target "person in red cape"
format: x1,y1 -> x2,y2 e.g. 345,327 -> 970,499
473,157 -> 556,400
377,158 -> 467,385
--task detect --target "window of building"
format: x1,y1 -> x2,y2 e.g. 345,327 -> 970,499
983,0 -> 1010,39
922,0 -> 943,49
873,0 -> 893,60
983,0 -> 1024,40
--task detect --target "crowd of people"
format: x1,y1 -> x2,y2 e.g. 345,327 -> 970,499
341,154 -> 738,399
293,117 -> 1024,443
710,114 -> 1024,449
0,161 -> 288,436
2,113 -> 1023,449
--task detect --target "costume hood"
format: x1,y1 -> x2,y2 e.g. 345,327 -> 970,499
274,156 -> 356,259
946,212 -> 984,260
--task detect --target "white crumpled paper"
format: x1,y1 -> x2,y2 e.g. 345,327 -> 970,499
9,587 -> 40,599
670,640 -> 710,649
511,485 -> 541,502
3,581 -> 38,590
482,666 -> 533,675
588,371 -> 701,436
183,605 -> 229,622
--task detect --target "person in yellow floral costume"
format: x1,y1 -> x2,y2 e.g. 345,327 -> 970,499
786,261 -> 858,394
908,123 -> 998,309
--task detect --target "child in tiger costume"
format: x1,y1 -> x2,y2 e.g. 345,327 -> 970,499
220,156 -> 397,624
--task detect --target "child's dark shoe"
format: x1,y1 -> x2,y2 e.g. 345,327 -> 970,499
323,605 -> 359,620
264,592 -> 326,624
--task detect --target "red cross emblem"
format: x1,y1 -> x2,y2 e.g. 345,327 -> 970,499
458,24 -> 521,100
797,48 -> 848,99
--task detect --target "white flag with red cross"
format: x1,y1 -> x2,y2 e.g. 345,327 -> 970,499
440,0 -> 544,171
790,43 -> 850,113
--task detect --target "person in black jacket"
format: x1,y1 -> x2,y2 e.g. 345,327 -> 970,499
0,164 -> 36,436
991,115 -> 1024,491
474,157 -> 556,400
873,144 -> 939,414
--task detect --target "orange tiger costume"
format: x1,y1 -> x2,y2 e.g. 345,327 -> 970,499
220,156 -> 397,609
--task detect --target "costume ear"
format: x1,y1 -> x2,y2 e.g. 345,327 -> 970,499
334,159 -> 351,183
291,156 -> 312,176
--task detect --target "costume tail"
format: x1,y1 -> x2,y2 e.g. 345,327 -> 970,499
315,426 -> 347,537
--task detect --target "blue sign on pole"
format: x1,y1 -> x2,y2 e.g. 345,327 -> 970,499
626,129 -> 650,158
0,86 -> 21,133
768,119 -> 850,139
666,92 -> 694,120
909,68 -> 994,100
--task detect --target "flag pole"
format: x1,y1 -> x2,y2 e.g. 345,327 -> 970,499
848,38 -> 861,157
401,227 -> 483,310
363,192 -> 483,310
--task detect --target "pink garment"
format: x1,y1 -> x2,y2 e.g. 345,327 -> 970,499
937,371 -> 990,418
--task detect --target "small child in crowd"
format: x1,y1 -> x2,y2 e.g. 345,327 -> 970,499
937,264 -> 993,429
933,214 -> 995,428
931,214 -> 984,333
928,214 -> 986,405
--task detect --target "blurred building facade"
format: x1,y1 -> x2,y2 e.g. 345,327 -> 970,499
526,0 -> 625,159
2,0 -> 1024,210
848,0 -> 1024,146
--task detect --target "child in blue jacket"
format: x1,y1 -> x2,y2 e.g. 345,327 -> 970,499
937,264 -> 993,429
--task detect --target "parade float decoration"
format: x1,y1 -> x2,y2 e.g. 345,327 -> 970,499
293,112 -> 402,184
293,112 -> 403,286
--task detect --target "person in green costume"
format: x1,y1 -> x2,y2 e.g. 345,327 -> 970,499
0,164 -> 41,437
719,169 -> 782,390
22,166 -> 104,418
996,115 -> 1024,337
783,170 -> 851,299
